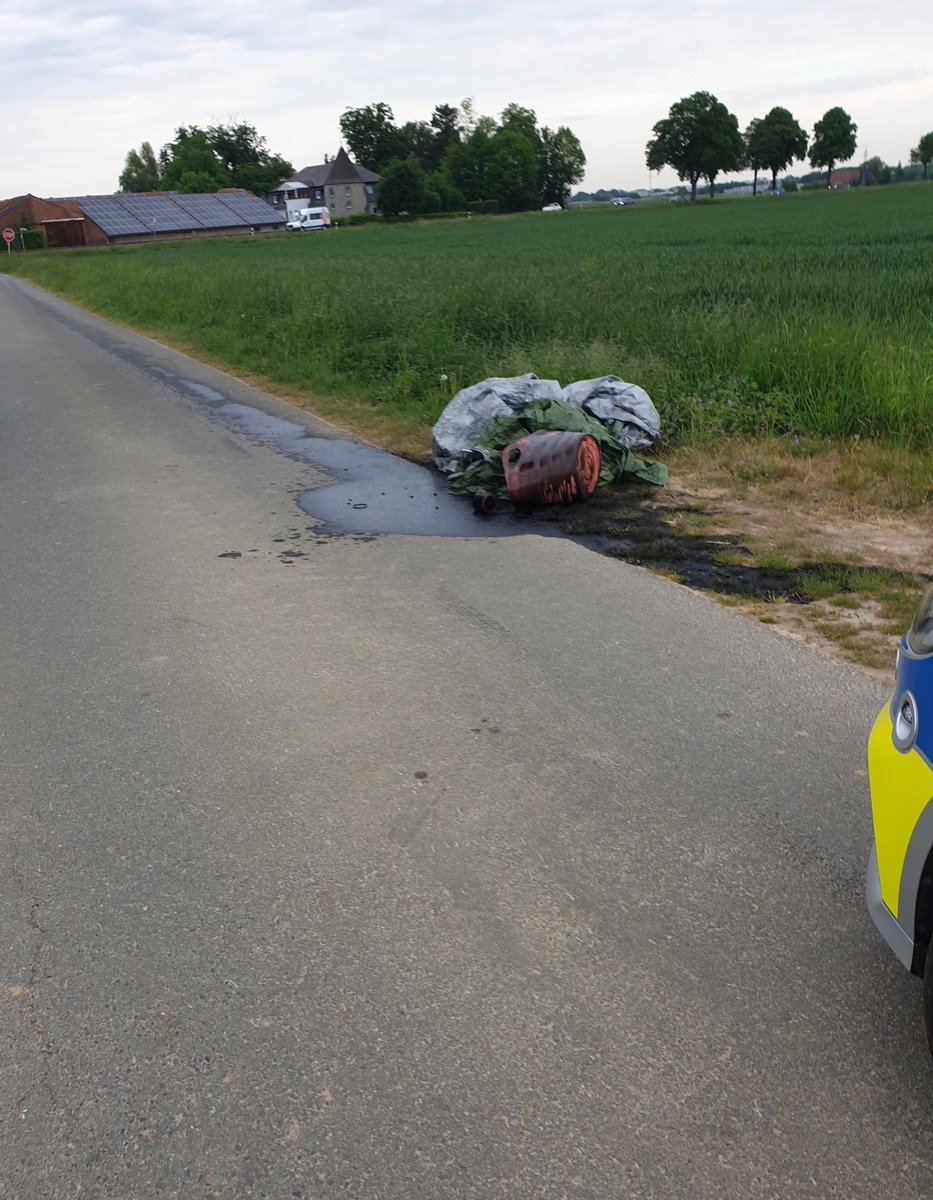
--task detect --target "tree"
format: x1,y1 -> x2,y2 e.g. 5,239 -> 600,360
447,120 -> 496,202
376,158 -> 430,216
538,126 -> 586,206
397,120 -> 436,166
159,127 -> 227,193
339,103 -> 405,172
743,118 -> 764,196
753,107 -> 808,191
809,107 -> 857,187
646,92 -> 744,202
484,129 -> 538,212
427,104 -> 460,171
205,122 -> 293,196
865,156 -> 890,186
154,123 -> 292,195
423,163 -> 464,212
910,132 -> 933,181
501,104 -> 541,154
119,141 -> 161,192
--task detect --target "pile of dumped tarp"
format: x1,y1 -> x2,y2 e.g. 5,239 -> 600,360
432,374 -> 668,500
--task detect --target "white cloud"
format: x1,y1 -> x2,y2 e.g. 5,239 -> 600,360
0,0 -> 930,197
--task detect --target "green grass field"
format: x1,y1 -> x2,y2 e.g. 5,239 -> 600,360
4,185 -> 932,452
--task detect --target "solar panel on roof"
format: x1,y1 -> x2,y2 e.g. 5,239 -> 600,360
215,192 -> 284,224
117,194 -> 195,232
169,193 -> 240,228
80,198 -> 149,236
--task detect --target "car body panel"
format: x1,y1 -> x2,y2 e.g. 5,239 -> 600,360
868,703 -> 933,915
867,630 -> 933,972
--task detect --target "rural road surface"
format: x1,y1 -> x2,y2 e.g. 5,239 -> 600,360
1,274 -> 930,1199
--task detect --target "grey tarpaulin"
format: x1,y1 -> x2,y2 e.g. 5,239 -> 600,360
560,376 -> 660,450
431,374 -> 563,472
432,374 -> 661,472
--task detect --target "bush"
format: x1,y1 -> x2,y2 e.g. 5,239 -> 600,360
17,228 -> 46,250
419,211 -> 472,222
338,213 -> 383,227
465,199 -> 500,215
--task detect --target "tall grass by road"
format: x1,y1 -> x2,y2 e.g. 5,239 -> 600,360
4,185 -> 932,452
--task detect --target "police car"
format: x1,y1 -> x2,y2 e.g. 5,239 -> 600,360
867,582 -> 933,1056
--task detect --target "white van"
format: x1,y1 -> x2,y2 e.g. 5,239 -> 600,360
285,207 -> 331,232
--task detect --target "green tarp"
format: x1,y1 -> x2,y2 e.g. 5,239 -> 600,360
447,397 -> 668,498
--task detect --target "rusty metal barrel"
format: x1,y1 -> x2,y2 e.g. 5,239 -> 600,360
501,430 -> 602,506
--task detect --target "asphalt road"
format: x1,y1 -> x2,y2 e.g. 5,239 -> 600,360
1,274 -> 929,1199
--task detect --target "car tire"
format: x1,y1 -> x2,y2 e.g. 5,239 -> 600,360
924,938 -> 933,1059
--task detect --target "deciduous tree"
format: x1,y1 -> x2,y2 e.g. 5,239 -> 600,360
397,120 -> 436,166
753,107 -> 808,190
484,128 -> 538,212
118,141 -> 161,192
205,122 -> 293,196
538,126 -> 586,206
646,92 -> 743,202
154,123 -> 292,195
339,103 -> 406,173
427,104 -> 460,171
744,118 -> 764,196
376,158 -> 430,216
808,107 -> 857,187
910,132 -> 933,180
159,127 -> 227,193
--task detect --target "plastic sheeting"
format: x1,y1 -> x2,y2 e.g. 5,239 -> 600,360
447,397 -> 668,498
560,376 -> 660,450
432,374 -> 661,471
431,374 -> 563,472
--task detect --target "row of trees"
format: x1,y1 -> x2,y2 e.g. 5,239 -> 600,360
119,124 -> 293,197
646,94 -> 860,201
338,101 -> 586,215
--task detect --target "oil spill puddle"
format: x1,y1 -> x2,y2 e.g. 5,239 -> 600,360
174,377 -> 549,539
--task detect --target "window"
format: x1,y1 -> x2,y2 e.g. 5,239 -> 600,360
345,186 -> 351,196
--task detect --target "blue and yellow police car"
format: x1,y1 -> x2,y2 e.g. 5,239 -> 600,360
867,582 -> 933,1056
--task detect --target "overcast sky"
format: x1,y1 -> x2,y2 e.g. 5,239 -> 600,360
1,0 -> 930,199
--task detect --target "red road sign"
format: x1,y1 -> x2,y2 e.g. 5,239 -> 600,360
2,228 -> 14,243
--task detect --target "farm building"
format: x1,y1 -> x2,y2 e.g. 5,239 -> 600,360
826,167 -> 864,188
0,190 -> 284,248
266,148 -> 379,220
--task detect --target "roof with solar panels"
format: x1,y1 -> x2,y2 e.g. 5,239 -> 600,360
47,189 -> 285,239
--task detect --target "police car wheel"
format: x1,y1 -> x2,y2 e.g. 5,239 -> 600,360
924,939 -> 933,1060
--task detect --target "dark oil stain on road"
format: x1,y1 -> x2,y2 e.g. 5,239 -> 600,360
148,358 -> 848,601
172,376 -> 555,540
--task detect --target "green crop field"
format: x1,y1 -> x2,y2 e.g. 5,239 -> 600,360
4,185 -> 932,453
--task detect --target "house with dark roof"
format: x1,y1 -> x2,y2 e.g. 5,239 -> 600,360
266,148 -> 379,219
0,190 -> 284,248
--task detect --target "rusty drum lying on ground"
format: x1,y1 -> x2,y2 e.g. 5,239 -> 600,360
501,431 -> 602,506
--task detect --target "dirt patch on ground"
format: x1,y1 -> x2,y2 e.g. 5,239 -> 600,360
546,467 -> 932,684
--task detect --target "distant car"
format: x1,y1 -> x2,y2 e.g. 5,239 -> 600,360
286,206 -> 331,231
541,203 -> 562,212
867,582 -> 933,1056
612,198 -> 635,206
